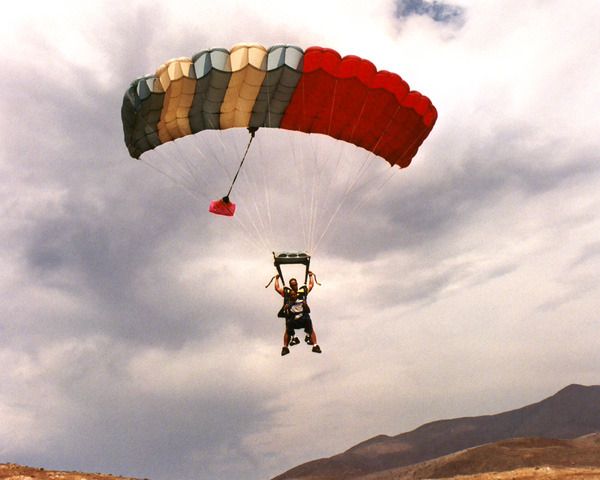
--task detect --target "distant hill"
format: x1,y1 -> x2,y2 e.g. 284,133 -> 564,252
0,463 -> 140,480
273,384 -> 600,480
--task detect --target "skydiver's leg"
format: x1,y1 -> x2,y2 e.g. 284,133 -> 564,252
283,315 -> 299,346
302,316 -> 321,352
303,318 -> 313,344
282,318 -> 298,356
281,330 -> 291,356
310,327 -> 321,353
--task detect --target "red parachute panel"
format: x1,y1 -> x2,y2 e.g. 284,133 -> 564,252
280,46 -> 436,167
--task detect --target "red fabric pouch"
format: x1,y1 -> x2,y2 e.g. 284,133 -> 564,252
209,198 -> 236,216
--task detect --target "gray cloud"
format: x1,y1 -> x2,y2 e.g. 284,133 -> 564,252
571,241 -> 600,268
3,338 -> 277,479
321,122 -> 600,264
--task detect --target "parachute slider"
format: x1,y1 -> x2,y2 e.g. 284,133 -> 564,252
273,251 -> 311,285
209,196 -> 236,216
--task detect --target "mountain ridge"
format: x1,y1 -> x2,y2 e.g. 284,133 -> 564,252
273,384 -> 600,479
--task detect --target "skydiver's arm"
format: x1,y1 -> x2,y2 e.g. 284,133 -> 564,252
307,271 -> 315,293
274,275 -> 285,297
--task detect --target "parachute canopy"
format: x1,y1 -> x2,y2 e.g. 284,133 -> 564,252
121,43 -> 437,168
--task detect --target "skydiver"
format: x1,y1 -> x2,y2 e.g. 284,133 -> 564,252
274,273 -> 321,356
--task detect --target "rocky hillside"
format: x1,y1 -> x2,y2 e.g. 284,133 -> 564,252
360,433 -> 600,479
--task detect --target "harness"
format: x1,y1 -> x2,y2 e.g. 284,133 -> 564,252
279,285 -> 310,320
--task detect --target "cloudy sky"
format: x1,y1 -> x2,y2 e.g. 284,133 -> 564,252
2,1 -> 600,479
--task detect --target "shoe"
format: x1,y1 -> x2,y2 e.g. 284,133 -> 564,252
305,335 -> 313,345
281,346 -> 290,356
290,336 -> 300,346
312,345 -> 322,354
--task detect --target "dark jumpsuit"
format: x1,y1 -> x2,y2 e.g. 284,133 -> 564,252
278,285 -> 313,336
